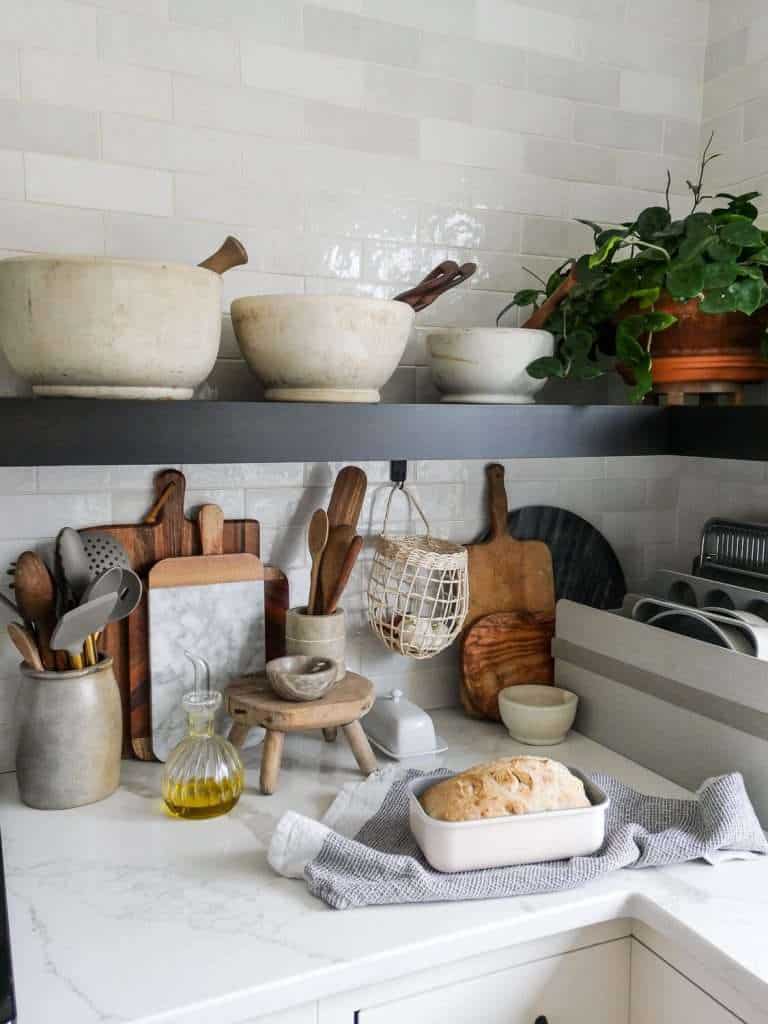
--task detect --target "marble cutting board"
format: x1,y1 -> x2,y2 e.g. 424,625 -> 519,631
148,554 -> 266,762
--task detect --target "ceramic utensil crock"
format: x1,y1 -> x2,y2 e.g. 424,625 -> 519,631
15,657 -> 122,809
285,607 -> 346,682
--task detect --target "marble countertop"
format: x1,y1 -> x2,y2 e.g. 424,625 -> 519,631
3,709 -> 768,1024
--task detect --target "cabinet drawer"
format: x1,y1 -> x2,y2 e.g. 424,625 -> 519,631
630,941 -> 739,1024
357,937 -> 629,1024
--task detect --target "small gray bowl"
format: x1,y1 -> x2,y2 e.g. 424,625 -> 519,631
265,655 -> 338,702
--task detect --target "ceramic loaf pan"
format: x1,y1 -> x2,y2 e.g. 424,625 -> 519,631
407,768 -> 608,873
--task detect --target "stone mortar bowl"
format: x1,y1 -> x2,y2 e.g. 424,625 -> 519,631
266,655 -> 338,702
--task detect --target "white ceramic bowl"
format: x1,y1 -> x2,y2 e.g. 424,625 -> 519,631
0,255 -> 222,399
498,685 -> 578,745
427,327 -> 554,403
231,294 -> 414,402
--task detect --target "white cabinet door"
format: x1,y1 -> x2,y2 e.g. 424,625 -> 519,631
631,941 -> 739,1024
357,937 -> 630,1024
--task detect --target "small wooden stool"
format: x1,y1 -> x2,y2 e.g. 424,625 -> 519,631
225,672 -> 377,795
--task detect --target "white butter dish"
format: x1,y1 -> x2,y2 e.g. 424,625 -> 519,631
408,767 -> 608,873
363,689 -> 446,759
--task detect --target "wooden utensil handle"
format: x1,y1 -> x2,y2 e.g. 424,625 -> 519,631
198,235 -> 248,274
521,269 -> 577,331
199,504 -> 224,556
143,480 -> 176,525
324,535 -> 363,616
486,463 -> 509,540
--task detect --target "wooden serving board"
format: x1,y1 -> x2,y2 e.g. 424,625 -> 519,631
464,464 -> 555,631
81,469 -> 265,759
460,611 -> 555,720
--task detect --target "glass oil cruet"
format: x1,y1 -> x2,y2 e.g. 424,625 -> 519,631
161,651 -> 245,820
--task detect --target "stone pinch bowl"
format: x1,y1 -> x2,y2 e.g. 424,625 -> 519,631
498,684 -> 579,745
265,655 -> 338,702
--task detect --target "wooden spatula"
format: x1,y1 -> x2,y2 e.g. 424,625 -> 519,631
464,464 -> 555,630
307,508 -> 329,614
317,467 -> 367,615
13,551 -> 57,670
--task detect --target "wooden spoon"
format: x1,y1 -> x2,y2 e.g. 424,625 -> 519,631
14,551 -> 57,670
307,509 -> 329,615
317,466 -> 367,614
324,535 -> 363,616
522,270 -> 578,331
7,622 -> 44,672
198,235 -> 248,274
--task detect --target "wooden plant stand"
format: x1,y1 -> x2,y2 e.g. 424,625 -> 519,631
652,380 -> 744,406
225,672 -> 377,795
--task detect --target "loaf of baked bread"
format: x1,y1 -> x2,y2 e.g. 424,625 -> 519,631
420,756 -> 590,821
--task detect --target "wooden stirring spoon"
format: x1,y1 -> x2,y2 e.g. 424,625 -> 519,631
198,235 -> 248,274
7,622 -> 44,672
324,535 -> 363,616
307,509 -> 329,615
14,551 -> 58,670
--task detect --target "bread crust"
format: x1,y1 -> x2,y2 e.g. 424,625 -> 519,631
420,756 -> 590,822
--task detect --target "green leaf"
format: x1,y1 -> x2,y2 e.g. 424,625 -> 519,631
588,233 -> 624,268
699,289 -> 736,314
570,359 -> 604,381
666,259 -> 705,300
720,220 -> 764,247
629,363 -> 653,402
728,277 -> 766,315
632,286 -> 661,309
748,247 -> 768,265
708,239 -> 742,261
561,328 -> 594,360
702,262 -> 739,289
737,264 -> 766,281
617,314 -> 647,339
677,234 -> 714,262
527,356 -> 564,379
643,312 -> 677,333
616,333 -> 646,364
636,206 -> 671,240
685,212 -> 715,239
512,288 -> 543,306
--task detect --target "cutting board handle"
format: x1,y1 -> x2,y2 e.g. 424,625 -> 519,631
151,469 -> 186,557
486,463 -> 509,540
199,504 -> 224,556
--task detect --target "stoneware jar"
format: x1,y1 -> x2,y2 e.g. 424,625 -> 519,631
15,657 -> 122,810
285,607 -> 346,682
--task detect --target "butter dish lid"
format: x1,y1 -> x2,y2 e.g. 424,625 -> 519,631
362,689 -> 446,758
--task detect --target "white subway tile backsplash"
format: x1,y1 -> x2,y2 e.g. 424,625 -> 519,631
574,106 -> 663,153
168,0 -> 301,44
419,205 -> 521,251
0,98 -> 99,159
174,172 -> 304,232
26,153 -> 173,216
21,50 -> 172,119
621,71 -> 702,122
523,137 -> 617,185
364,64 -> 473,124
361,0 -> 475,37
476,1 -> 579,58
305,100 -> 419,157
0,151 -> 23,201
615,152 -> 698,196
0,45 -> 19,100
102,114 -> 244,176
307,193 -> 418,242
0,0 -> 99,55
0,199 -> 105,255
172,76 -> 304,139
663,119 -> 703,159
100,12 -> 237,82
421,120 -> 524,171
241,42 -> 363,106
420,33 -> 527,89
0,494 -> 110,539
744,97 -> 768,141
528,53 -> 620,106
303,5 -> 419,68
705,28 -> 748,82
474,86 -> 572,139
521,216 -> 593,257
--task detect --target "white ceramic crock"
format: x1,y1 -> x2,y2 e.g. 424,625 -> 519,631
0,255 -> 222,399
231,294 -> 414,402
427,326 -> 554,403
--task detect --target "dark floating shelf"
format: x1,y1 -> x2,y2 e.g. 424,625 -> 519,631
0,399 -> 758,466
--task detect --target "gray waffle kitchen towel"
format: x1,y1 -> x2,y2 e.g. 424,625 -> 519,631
268,768 -> 768,910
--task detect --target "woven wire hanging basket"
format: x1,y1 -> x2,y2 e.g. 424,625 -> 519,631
367,485 -> 469,659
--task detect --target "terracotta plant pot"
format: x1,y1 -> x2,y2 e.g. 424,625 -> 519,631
616,291 -> 768,387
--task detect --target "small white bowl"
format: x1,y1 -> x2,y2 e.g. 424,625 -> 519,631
426,327 -> 554,404
498,685 -> 578,745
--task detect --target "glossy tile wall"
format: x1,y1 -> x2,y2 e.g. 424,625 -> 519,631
0,0 -> 708,400
0,455 -> 681,771
702,0 -> 768,218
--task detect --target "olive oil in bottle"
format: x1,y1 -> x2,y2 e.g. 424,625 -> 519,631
161,651 -> 245,820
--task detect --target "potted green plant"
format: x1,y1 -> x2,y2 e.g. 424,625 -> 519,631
499,136 -> 768,402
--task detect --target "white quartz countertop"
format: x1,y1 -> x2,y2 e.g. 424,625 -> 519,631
3,709 -> 768,1024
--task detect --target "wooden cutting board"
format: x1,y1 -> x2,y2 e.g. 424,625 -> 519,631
81,469 -> 265,759
148,505 -> 270,762
460,611 -> 555,720
464,464 -> 555,630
